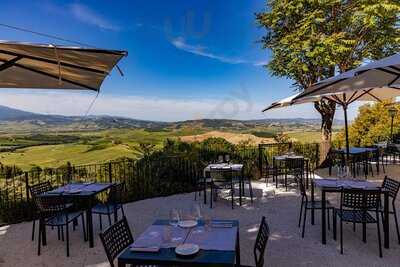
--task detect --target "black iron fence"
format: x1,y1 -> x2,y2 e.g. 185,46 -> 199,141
0,142 -> 320,224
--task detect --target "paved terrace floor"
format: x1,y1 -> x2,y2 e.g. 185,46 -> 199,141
1,165 -> 400,267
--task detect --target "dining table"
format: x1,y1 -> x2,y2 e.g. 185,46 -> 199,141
330,147 -> 379,177
41,182 -> 114,248
311,178 -> 390,249
118,219 -> 240,267
203,163 -> 245,205
273,154 -> 310,188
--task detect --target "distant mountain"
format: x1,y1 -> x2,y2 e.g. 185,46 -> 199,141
0,105 -> 343,131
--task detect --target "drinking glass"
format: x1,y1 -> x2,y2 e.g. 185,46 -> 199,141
191,203 -> 202,221
169,208 -> 180,227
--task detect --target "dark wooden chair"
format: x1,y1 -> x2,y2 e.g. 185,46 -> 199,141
298,178 -> 333,238
99,217 -> 157,267
92,182 -> 126,230
380,176 -> 400,244
333,188 -> 382,257
36,195 -> 86,257
241,216 -> 270,267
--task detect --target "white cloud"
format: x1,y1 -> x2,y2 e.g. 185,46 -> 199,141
170,37 -> 266,66
0,90 -> 360,122
69,3 -> 120,31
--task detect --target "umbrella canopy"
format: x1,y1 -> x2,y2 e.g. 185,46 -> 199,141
293,53 -> 400,157
0,41 -> 127,91
294,53 -> 400,105
262,92 -> 320,112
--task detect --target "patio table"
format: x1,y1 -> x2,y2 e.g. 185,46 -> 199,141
330,147 -> 379,177
203,163 -> 245,206
41,182 -> 114,248
273,155 -> 310,188
118,219 -> 240,267
311,178 -> 390,249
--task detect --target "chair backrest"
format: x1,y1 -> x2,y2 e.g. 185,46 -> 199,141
34,195 -> 67,215
108,182 -> 125,205
286,157 -> 304,170
210,167 -> 233,185
99,217 -> 134,267
382,176 -> 400,200
341,188 -> 381,210
28,181 -> 52,199
254,216 -> 270,267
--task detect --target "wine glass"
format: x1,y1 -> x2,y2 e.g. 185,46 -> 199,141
169,208 -> 180,227
191,203 -> 202,221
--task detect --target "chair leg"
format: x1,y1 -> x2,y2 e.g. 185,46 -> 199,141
99,214 -> 103,230
66,222 -> 70,257
302,207 -> 307,238
298,200 -> 304,228
57,226 -> 61,240
37,221 -> 42,256
327,209 -> 330,230
32,220 -> 35,241
362,222 -> 367,243
333,211 -> 337,240
393,206 -> 400,244
376,213 -> 383,258
231,183 -> 234,210
340,218 -> 343,254
107,213 -> 112,226
249,180 -> 254,203
121,205 -> 125,217
61,226 -> 64,241
81,214 -> 87,242
210,186 -> 213,209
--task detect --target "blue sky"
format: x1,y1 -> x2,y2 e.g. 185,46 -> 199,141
0,0 -> 359,121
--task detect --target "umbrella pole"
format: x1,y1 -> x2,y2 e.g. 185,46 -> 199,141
343,104 -> 350,159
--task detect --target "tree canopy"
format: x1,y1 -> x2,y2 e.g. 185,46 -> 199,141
334,102 -> 400,147
256,0 -> 400,154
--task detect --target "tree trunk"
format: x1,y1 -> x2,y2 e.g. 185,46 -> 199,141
314,99 -> 336,166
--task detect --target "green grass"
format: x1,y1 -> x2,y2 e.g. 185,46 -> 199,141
0,128 -> 206,170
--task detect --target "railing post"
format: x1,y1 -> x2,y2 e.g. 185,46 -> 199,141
108,162 -> 112,183
66,162 -> 72,183
25,172 -> 30,201
258,144 -> 263,178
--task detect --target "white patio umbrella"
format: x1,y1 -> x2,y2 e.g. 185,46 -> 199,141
262,92 -> 320,112
0,41 -> 127,91
293,53 -> 400,156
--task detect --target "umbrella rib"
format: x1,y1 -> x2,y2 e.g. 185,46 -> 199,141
2,60 -> 99,91
0,49 -> 107,75
293,78 -> 347,100
376,67 -> 400,76
364,90 -> 382,102
346,91 -> 358,104
388,66 -> 400,73
388,75 -> 400,86
0,56 -> 22,72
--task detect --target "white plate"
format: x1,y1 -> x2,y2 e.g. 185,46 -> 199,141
178,220 -> 198,228
175,243 -> 199,256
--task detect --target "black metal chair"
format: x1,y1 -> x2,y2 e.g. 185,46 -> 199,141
380,176 -> 400,244
99,217 -> 133,267
209,167 -> 237,209
333,188 -> 382,257
298,178 -> 333,238
99,217 -> 157,267
92,182 -> 126,230
28,181 -> 53,242
241,216 -> 270,267
36,195 -> 86,257
276,157 -> 304,190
